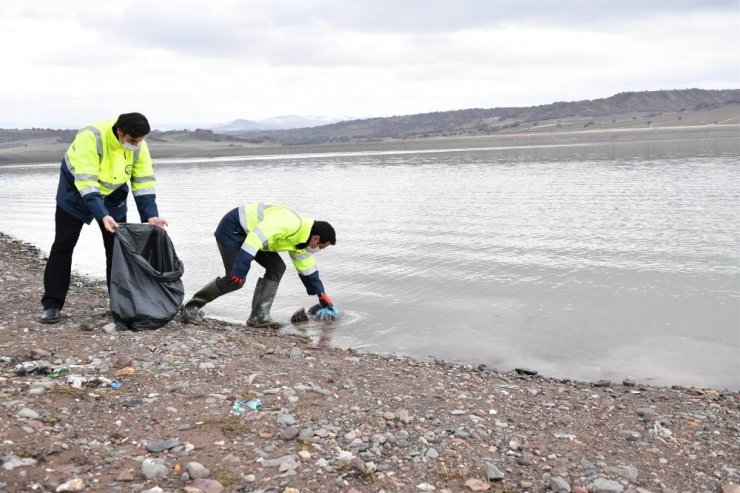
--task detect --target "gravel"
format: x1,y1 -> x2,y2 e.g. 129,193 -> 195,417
1,232 -> 739,492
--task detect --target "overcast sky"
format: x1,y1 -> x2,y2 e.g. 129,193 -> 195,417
1,0 -> 738,128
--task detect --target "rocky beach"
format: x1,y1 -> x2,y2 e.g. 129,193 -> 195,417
0,232 -> 738,493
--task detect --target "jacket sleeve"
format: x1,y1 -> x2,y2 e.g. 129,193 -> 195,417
231,249 -> 254,278
289,250 -> 325,295
298,271 -> 325,295
131,142 -> 159,221
66,129 -> 108,221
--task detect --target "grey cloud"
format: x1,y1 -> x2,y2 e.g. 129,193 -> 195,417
74,5 -> 262,57
72,0 -> 738,61
263,0 -> 737,32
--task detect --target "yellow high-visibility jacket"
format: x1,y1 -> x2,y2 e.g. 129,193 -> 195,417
215,203 -> 326,294
239,202 -> 318,277
56,119 -> 158,223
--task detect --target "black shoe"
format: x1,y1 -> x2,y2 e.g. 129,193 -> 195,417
41,308 -> 61,324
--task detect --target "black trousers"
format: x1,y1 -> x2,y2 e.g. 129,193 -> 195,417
214,241 -> 286,293
41,205 -> 123,310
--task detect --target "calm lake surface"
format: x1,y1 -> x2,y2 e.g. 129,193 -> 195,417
1,137 -> 738,389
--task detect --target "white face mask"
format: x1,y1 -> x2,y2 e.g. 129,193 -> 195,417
307,246 -> 321,254
122,140 -> 139,151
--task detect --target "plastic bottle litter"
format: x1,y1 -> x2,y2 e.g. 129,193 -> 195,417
230,398 -> 262,415
230,400 -> 246,415
110,381 -> 122,389
246,398 -> 262,410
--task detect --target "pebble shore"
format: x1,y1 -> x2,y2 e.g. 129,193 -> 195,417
1,232 -> 738,493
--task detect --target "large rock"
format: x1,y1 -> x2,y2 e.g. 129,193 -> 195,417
589,478 -> 624,493
551,476 -> 572,493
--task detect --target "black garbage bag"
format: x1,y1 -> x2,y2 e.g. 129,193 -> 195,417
110,223 -> 185,331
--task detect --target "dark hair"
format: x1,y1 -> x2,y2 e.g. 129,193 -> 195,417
311,220 -> 336,245
115,112 -> 150,137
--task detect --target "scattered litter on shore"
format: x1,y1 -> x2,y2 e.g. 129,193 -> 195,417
1,232 -> 738,492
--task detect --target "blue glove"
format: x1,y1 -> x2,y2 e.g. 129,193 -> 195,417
316,306 -> 340,320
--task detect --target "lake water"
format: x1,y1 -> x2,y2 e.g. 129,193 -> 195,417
1,136 -> 738,390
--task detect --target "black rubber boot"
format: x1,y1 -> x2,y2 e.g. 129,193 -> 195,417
182,279 -> 224,324
246,277 -> 283,329
40,307 -> 61,324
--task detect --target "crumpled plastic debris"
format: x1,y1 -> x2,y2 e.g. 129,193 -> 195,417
66,374 -> 114,389
15,361 -> 71,379
231,398 -> 262,415
14,360 -> 51,375
308,303 -> 340,321
553,432 -> 576,441
316,307 -> 340,320
291,304 -> 341,323
650,420 -> 678,443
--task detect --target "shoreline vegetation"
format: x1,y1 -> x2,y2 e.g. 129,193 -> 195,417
1,229 -> 739,491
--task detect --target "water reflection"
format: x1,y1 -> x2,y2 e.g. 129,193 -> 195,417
285,322 -> 337,348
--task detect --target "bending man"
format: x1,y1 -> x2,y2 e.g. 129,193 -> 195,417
183,202 -> 337,327
41,112 -> 168,324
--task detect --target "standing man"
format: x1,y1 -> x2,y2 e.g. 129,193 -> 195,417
182,202 -> 338,327
40,112 -> 168,323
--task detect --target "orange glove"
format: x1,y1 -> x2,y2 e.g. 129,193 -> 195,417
318,293 -> 333,308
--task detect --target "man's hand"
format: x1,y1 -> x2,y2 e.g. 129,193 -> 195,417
148,217 -> 169,228
318,293 -> 333,308
102,215 -> 119,233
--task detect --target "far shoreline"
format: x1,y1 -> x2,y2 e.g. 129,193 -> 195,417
1,124 -> 738,166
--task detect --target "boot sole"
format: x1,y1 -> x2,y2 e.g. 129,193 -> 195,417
246,321 -> 284,329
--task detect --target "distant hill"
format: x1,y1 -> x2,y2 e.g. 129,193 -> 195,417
0,128 -> 273,147
0,128 -> 77,145
0,89 -> 738,151
232,88 -> 740,145
210,115 -> 345,132
144,128 -> 269,143
209,119 -> 276,132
